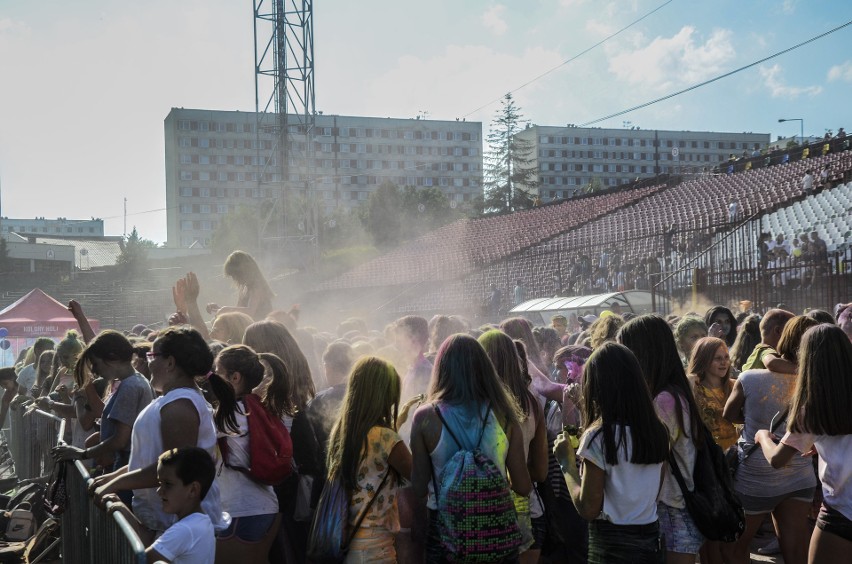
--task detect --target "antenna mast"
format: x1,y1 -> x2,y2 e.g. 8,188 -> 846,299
253,0 -> 317,266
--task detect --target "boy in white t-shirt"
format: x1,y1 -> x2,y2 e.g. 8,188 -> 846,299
111,447 -> 216,564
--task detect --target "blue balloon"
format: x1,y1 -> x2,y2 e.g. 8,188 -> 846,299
0,328 -> 7,338
0,340 -> 9,350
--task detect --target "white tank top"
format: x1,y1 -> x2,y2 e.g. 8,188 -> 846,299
128,387 -> 228,532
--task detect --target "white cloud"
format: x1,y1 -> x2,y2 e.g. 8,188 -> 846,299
759,64 -> 822,98
608,26 -> 736,91
781,0 -> 796,14
366,45 -> 564,123
0,17 -> 30,36
559,0 -> 590,7
481,5 -> 508,36
828,61 -> 852,82
585,19 -> 616,38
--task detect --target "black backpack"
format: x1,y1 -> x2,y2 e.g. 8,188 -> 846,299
668,422 -> 745,542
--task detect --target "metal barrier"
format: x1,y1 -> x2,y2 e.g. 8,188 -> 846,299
60,454 -> 146,564
7,405 -> 146,563
8,405 -> 64,482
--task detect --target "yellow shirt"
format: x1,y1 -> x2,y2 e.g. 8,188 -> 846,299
694,382 -> 738,451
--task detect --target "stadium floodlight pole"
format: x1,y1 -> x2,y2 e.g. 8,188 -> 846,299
778,118 -> 804,146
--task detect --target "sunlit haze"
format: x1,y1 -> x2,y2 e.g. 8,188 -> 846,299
1,0 -> 850,243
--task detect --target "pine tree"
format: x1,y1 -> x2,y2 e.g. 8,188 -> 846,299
482,93 -> 538,214
115,226 -> 154,274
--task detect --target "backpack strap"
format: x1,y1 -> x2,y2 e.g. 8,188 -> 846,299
343,469 -> 391,551
475,403 -> 493,450
432,403 -> 462,449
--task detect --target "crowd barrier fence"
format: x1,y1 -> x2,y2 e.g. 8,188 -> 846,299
8,404 -> 146,563
8,405 -> 64,483
60,456 -> 146,564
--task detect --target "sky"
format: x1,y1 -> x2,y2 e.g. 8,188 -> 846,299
0,0 -> 850,244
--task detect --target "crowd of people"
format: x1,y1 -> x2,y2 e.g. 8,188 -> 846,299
4,248 -> 852,564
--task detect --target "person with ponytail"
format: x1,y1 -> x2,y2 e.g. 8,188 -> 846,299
91,326 -> 230,543
212,344 -> 296,548
52,331 -> 154,485
326,356 -> 412,563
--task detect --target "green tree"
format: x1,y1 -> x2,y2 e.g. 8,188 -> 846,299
358,182 -> 404,248
212,205 -> 261,256
358,183 -> 460,247
0,237 -> 9,274
115,226 -> 153,274
482,93 -> 538,214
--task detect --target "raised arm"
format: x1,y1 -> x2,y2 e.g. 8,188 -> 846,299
68,300 -> 96,344
182,273 -> 210,341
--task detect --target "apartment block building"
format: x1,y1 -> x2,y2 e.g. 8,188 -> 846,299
164,108 -> 483,248
516,125 -> 770,200
0,217 -> 104,238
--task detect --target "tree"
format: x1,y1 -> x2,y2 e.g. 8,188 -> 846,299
0,237 -> 9,274
482,93 -> 538,214
358,182 -> 404,248
115,226 -> 154,274
212,205 -> 261,256
358,182 -> 460,247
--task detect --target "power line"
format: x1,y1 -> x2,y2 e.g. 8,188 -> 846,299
580,19 -> 852,127
462,0 -> 675,119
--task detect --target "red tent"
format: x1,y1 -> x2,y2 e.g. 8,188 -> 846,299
0,289 -> 100,338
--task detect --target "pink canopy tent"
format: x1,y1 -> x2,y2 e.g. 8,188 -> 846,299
0,289 -> 100,338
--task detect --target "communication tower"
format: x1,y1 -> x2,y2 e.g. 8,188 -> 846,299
253,0 -> 317,267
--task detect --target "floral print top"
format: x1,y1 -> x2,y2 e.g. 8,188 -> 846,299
349,426 -> 401,532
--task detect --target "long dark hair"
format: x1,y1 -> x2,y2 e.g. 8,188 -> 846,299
156,326 -> 239,434
582,343 -> 670,465
214,345 -> 297,422
74,330 -> 135,387
704,306 -> 738,347
243,320 -> 315,410
789,324 -> 852,435
428,334 -> 522,428
327,357 -> 400,492
729,314 -> 761,371
617,315 -> 702,445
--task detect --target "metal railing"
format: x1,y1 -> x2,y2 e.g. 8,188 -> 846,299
8,405 -> 64,483
60,455 -> 146,564
8,403 -> 146,563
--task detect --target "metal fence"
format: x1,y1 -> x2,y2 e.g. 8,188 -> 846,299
61,458 -> 146,564
8,404 -> 146,563
8,405 -> 64,483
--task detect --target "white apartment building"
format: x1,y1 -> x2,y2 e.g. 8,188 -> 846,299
164,108 -> 483,248
516,126 -> 770,200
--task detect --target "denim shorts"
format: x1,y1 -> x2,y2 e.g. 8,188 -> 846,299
738,487 -> 816,515
588,519 -> 664,564
657,502 -> 704,555
215,513 -> 278,542
817,503 -> 852,543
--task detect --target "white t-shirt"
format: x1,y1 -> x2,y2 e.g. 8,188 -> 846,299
151,512 -> 215,564
781,431 -> 852,520
129,387 -> 228,533
577,425 -> 663,525
16,364 -> 36,395
217,399 -> 279,518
